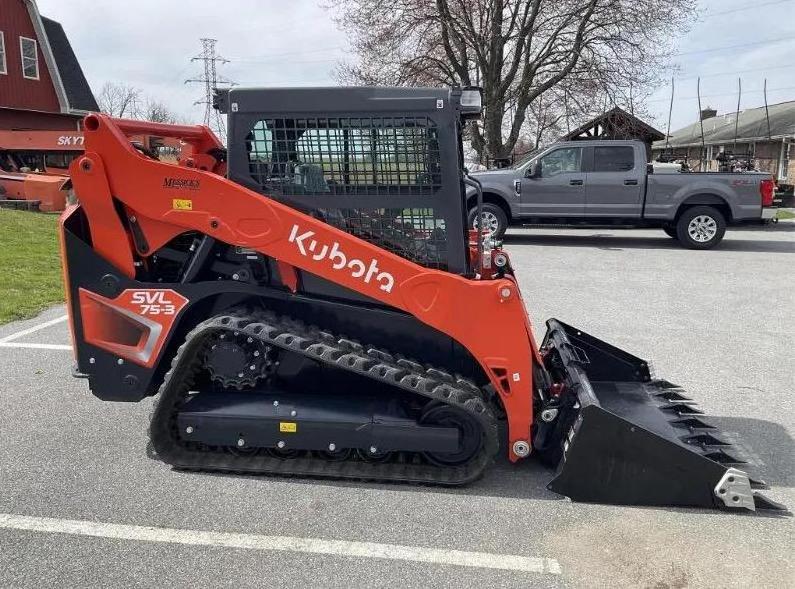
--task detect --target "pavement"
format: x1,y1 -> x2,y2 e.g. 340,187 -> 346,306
1,226 -> 793,588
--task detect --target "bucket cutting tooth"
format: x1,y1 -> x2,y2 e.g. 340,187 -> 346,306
660,403 -> 704,416
671,417 -> 716,430
683,433 -> 731,446
653,380 -> 680,388
654,390 -> 694,402
752,494 -> 788,512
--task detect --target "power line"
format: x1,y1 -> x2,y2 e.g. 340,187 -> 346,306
704,0 -> 793,17
230,36 -> 794,65
672,36 -> 792,56
225,45 -> 346,61
250,78 -> 336,86
674,63 -> 795,81
646,84 -> 795,103
186,38 -> 236,138
227,37 -> 795,70
229,57 -> 340,66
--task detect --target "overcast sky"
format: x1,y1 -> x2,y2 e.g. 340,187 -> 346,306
35,0 -> 795,133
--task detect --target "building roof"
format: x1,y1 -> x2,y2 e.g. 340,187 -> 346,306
40,17 -> 98,113
562,107 -> 665,143
653,100 -> 795,149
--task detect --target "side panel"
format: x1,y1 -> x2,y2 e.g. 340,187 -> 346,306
726,177 -> 765,220
519,146 -> 585,216
61,209 -> 475,401
583,144 -> 645,218
645,173 -> 764,220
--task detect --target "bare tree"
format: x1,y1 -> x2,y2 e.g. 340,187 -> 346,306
330,0 -> 695,161
142,99 -> 180,124
97,82 -> 186,126
97,82 -> 142,118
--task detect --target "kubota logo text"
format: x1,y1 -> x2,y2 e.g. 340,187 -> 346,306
288,224 -> 395,293
131,290 -> 178,315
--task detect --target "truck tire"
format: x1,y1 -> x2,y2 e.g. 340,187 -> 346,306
468,203 -> 508,240
675,206 -> 726,249
662,225 -> 678,239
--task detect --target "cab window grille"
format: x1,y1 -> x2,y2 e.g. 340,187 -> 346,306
247,117 -> 442,195
316,207 -> 447,269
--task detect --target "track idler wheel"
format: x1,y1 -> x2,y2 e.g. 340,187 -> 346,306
420,405 -> 483,466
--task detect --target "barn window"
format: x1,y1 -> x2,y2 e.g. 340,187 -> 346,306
20,36 -> 39,80
0,32 -> 7,75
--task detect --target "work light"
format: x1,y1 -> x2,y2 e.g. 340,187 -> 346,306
459,87 -> 483,118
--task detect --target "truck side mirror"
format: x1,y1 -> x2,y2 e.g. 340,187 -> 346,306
526,163 -> 539,178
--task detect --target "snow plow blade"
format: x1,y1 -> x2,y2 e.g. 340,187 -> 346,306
539,320 -> 786,512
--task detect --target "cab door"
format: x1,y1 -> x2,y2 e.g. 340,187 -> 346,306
520,146 -> 585,216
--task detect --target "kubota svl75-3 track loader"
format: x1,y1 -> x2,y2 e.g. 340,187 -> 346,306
60,87 -> 784,511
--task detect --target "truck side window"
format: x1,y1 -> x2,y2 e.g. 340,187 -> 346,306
593,146 -> 634,172
539,147 -> 581,177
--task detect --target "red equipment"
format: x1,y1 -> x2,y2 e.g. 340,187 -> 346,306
0,129 -> 183,211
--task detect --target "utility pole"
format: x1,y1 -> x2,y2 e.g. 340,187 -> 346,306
186,38 -> 235,139
664,77 -> 674,156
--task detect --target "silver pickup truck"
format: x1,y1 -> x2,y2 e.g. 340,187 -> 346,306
467,140 -> 777,249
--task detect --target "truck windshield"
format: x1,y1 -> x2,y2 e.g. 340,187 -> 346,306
510,148 -> 542,169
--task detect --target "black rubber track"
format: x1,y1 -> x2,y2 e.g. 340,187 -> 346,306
148,310 -> 500,485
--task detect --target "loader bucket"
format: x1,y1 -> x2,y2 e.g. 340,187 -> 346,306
540,319 -> 786,512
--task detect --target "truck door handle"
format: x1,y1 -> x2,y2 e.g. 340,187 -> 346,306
624,179 -> 638,185
569,179 -> 584,186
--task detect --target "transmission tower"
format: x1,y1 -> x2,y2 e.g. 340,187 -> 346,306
186,38 -> 235,138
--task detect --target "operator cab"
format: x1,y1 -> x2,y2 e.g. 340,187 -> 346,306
216,87 -> 482,276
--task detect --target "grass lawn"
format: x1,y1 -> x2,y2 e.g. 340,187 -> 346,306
0,209 -> 63,324
776,209 -> 795,220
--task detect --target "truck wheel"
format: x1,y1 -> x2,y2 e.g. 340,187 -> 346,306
468,203 -> 508,240
676,206 -> 726,249
662,225 -> 678,239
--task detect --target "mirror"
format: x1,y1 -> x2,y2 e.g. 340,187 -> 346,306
526,162 -> 539,178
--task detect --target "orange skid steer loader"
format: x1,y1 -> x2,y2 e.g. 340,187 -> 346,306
59,87 -> 784,512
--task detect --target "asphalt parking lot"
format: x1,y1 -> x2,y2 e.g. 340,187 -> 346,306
1,225 -> 793,588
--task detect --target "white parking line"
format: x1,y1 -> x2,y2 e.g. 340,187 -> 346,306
0,315 -> 68,343
0,342 -> 72,351
0,513 -> 561,574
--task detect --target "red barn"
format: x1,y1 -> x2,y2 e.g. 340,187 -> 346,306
0,0 -> 98,131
